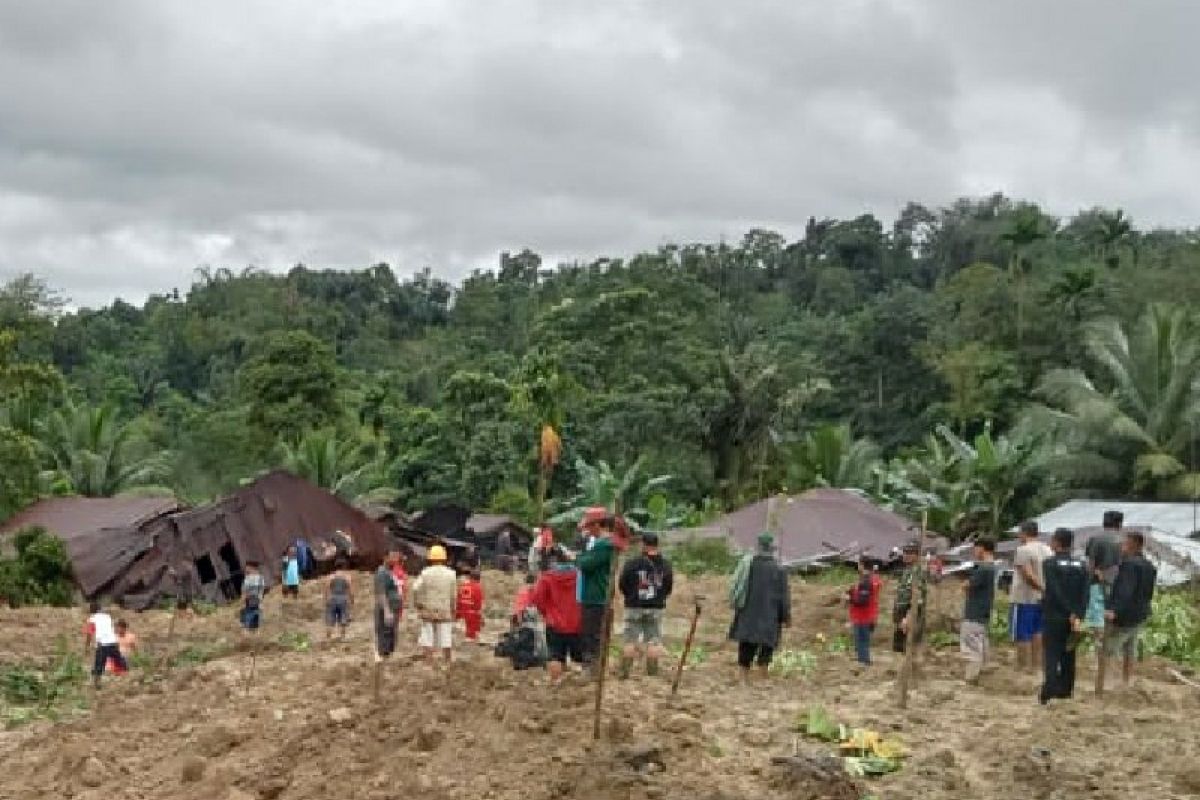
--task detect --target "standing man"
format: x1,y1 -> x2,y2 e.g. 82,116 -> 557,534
846,557 -> 882,667
84,601 -> 124,689
574,513 -> 617,670
1011,521 -> 1053,671
373,550 -> 403,662
960,540 -> 997,684
1040,529 -> 1090,705
728,533 -> 791,679
324,557 -> 353,641
1087,510 -> 1124,591
892,542 -> 927,653
412,545 -> 458,662
617,532 -> 674,679
496,527 -> 514,574
1102,532 -> 1157,693
240,561 -> 266,634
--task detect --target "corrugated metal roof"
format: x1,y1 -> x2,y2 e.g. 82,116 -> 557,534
1021,500 -> 1200,586
0,495 -> 182,541
714,488 -> 917,565
467,514 -> 523,534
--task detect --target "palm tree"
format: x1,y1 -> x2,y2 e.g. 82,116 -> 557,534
1000,206 -> 1051,346
872,433 -> 982,539
280,429 -> 396,505
786,423 -> 880,490
937,424 -> 1047,538
548,456 -> 672,527
40,402 -> 168,497
1047,266 -> 1101,322
1034,304 -> 1200,497
1096,209 -> 1133,269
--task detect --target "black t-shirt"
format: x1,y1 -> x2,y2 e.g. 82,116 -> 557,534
963,561 -> 996,623
618,553 -> 674,609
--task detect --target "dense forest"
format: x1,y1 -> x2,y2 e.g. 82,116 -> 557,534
3,193 -> 1200,539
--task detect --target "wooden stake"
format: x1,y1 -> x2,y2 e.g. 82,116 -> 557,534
897,511 -> 929,709
373,660 -> 382,699
1095,627 -> 1108,696
156,606 -> 179,676
591,547 -> 623,741
244,640 -> 258,696
670,597 -> 703,698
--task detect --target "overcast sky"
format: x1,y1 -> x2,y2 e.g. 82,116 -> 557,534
1,1 -> 1198,308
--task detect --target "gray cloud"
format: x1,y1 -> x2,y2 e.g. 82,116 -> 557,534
0,0 -> 1198,307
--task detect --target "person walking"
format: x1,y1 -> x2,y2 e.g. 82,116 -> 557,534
617,532 -> 674,679
373,550 -> 403,661
573,512 -> 617,669
1011,520 -> 1053,672
281,545 -> 301,601
324,558 -> 354,641
892,541 -> 926,653
1040,529 -> 1090,705
84,601 -> 124,689
960,540 -> 997,684
846,557 -> 882,667
728,533 -> 791,678
412,545 -> 459,662
456,569 -> 485,642
1101,531 -> 1157,693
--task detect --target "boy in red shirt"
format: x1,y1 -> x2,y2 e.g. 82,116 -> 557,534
530,550 -> 583,684
511,573 -> 536,627
847,557 -> 883,666
456,570 -> 485,641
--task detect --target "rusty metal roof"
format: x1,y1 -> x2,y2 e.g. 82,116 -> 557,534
0,495 -> 182,542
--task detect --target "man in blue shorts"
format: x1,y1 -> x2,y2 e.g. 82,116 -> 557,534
1011,520 -> 1052,672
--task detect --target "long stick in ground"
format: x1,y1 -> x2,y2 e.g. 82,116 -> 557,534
1095,627 -> 1108,696
244,640 -> 258,695
591,549 -> 623,741
670,597 -> 703,698
896,512 -> 929,709
157,606 -> 179,676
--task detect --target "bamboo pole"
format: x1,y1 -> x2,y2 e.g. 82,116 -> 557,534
896,511 -> 929,708
670,597 -> 704,698
591,546 -> 623,741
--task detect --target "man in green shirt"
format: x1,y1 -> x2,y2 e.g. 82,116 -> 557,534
892,542 -> 927,653
574,511 -> 617,669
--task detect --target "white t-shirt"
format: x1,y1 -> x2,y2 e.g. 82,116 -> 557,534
1011,541 -> 1053,605
89,612 -> 118,646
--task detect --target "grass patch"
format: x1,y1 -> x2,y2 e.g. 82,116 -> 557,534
0,636 -> 89,728
170,640 -> 231,668
769,649 -> 817,678
799,565 -> 858,587
666,642 -> 710,666
1142,590 -> 1200,666
276,630 -> 311,653
668,538 -> 739,577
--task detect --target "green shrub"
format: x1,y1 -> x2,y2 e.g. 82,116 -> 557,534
0,636 -> 88,728
1141,590 -> 1200,666
668,537 -> 739,576
0,526 -> 74,607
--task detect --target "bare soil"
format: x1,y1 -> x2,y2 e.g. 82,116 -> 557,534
2,572 -> 1198,800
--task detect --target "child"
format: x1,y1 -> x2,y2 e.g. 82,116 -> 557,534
456,570 -> 484,641
324,558 -> 353,640
109,619 -> 138,675
84,601 -> 124,688
241,561 -> 265,632
281,546 -> 301,600
511,573 -> 536,627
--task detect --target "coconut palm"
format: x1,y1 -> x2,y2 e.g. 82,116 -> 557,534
40,402 -> 168,497
280,429 -> 396,505
1096,209 -> 1134,269
1034,304 -> 1200,498
786,423 -> 880,490
1000,206 -> 1052,346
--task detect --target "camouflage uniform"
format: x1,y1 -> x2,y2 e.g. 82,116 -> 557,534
892,564 -> 928,653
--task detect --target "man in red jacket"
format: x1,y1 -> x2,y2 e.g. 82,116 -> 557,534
530,550 -> 583,684
847,557 -> 883,666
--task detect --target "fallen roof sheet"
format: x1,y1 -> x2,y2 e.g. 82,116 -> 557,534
0,495 -> 182,542
714,488 -> 917,565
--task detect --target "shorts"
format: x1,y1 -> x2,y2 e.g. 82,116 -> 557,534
419,620 -> 454,649
282,584 -> 300,598
1104,625 -> 1141,659
374,608 -> 398,657
326,596 -> 350,627
240,604 -> 261,630
546,628 -> 584,664
623,608 -> 664,645
1011,603 -> 1043,642
960,620 -> 988,663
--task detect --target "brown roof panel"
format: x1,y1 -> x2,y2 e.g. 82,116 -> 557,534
0,495 -> 182,541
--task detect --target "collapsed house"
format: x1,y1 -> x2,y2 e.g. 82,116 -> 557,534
707,488 -> 921,568
0,470 -> 389,608
365,503 -> 533,571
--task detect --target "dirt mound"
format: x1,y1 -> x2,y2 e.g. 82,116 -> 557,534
2,573 -> 1198,800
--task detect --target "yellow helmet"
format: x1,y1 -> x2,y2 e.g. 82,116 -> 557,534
428,545 -> 448,563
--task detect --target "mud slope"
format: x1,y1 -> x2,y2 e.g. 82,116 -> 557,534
2,573 -> 1199,800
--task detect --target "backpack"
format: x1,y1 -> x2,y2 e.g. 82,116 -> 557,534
850,577 -> 872,608
494,627 -> 545,671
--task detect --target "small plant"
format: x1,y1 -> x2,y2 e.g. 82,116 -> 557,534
926,630 -> 957,649
666,642 -> 709,666
988,594 -> 1011,645
0,637 -> 88,728
1141,591 -> 1200,665
191,600 -> 219,617
770,649 -> 817,678
824,634 -> 851,654
171,641 -> 231,667
277,630 -> 311,653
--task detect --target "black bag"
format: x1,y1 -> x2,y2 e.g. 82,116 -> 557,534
494,627 -> 544,671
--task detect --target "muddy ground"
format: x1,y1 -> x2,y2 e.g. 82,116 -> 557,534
1,571 -> 1199,800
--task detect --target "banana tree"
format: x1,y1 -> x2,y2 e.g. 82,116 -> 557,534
548,456 -> 672,528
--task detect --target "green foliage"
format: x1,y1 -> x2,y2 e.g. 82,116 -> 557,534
240,331 -> 339,440
786,423 -> 880,491
1141,591 -> 1200,666
769,649 -> 817,678
0,637 -> 88,728
170,641 -> 231,668
276,630 -> 311,653
40,401 -> 168,497
0,526 -> 74,606
667,537 -> 739,577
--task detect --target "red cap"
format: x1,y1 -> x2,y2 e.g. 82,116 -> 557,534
579,506 -> 608,529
